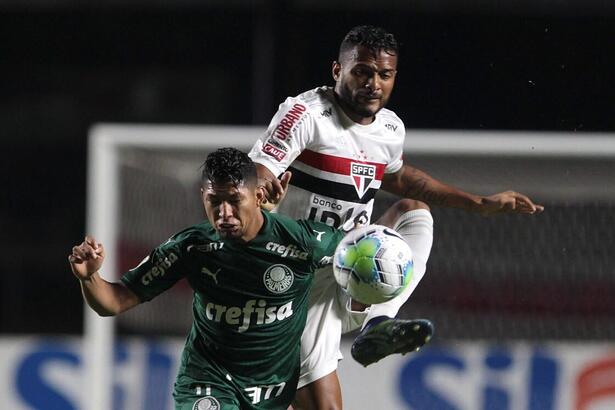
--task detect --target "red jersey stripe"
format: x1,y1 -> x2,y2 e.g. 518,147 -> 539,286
296,149 -> 386,180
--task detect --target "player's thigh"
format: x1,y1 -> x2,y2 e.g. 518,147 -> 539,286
299,268 -> 344,383
293,370 -> 342,410
302,267 -> 344,357
375,199 -> 428,226
301,271 -> 344,362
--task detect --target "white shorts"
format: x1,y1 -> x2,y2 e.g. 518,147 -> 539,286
297,209 -> 434,388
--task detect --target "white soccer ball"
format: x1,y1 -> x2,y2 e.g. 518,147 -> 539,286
333,224 -> 413,305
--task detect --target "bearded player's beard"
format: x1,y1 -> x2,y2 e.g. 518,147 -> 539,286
337,83 -> 387,119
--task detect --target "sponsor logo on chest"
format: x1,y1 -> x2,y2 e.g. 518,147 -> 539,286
265,242 -> 308,260
205,299 -> 294,332
350,162 -> 376,198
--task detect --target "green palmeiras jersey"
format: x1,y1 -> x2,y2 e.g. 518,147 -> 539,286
121,210 -> 344,391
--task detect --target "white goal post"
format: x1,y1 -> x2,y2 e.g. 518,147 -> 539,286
85,124 -> 615,410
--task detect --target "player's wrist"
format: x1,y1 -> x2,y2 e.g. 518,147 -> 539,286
79,271 -> 99,284
469,195 -> 485,213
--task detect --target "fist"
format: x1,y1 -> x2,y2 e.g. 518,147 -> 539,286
68,236 -> 105,280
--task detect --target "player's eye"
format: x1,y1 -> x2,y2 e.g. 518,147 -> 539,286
353,68 -> 369,77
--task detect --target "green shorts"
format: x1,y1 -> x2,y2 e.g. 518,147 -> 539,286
173,366 -> 299,410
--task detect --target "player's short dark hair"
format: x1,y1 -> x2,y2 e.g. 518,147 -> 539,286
339,25 -> 399,58
202,147 -> 257,187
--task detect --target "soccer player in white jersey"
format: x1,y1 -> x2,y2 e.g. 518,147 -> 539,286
249,25 -> 544,410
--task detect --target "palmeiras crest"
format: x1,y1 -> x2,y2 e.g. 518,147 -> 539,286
193,396 -> 220,410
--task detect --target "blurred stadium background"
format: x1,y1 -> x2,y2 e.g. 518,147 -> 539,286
2,1 -> 615,409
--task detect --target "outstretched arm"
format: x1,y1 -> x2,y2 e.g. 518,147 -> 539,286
381,164 -> 544,215
69,236 -> 140,316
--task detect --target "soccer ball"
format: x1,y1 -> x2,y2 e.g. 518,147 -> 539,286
333,224 -> 413,305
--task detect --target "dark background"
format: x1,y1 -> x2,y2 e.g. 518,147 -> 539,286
1,2 -> 614,334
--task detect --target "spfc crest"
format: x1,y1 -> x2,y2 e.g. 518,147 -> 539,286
350,162 -> 376,198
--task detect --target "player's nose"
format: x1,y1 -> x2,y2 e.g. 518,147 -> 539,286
365,74 -> 379,91
219,201 -> 233,219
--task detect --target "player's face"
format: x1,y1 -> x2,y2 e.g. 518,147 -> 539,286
202,180 -> 262,241
333,45 -> 398,125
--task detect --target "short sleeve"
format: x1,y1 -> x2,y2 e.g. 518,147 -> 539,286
384,115 -> 406,174
297,219 -> 345,270
249,97 -> 314,177
120,238 -> 186,302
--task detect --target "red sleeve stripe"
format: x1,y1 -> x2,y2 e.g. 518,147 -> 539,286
296,149 -> 386,180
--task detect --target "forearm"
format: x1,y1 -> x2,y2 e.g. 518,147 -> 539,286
382,166 -> 483,211
79,272 -> 139,316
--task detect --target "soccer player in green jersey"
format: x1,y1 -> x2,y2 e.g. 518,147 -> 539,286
68,147 -> 345,410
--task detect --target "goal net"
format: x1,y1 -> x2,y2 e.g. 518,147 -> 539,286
86,125 -> 615,409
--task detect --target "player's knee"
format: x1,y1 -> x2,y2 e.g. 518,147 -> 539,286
392,198 -> 430,214
377,199 -> 431,228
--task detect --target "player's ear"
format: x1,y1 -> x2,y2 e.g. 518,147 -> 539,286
332,61 -> 341,81
255,185 -> 265,207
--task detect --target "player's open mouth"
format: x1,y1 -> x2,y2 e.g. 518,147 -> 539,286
219,223 -> 239,232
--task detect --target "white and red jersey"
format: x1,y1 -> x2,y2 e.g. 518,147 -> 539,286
249,86 -> 405,229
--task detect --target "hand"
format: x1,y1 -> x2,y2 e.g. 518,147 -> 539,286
260,171 -> 292,210
478,191 -> 544,216
68,236 -> 105,281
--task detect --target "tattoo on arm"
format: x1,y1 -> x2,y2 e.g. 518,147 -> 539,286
402,177 -> 451,206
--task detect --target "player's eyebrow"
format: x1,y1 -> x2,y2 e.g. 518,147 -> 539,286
353,63 -> 396,73
214,191 -> 243,200
377,69 -> 396,76
353,62 -> 377,70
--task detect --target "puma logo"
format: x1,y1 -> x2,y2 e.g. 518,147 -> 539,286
313,230 -> 325,241
202,266 -> 221,284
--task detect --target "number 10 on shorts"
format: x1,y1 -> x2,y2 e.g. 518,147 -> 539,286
244,382 -> 286,404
